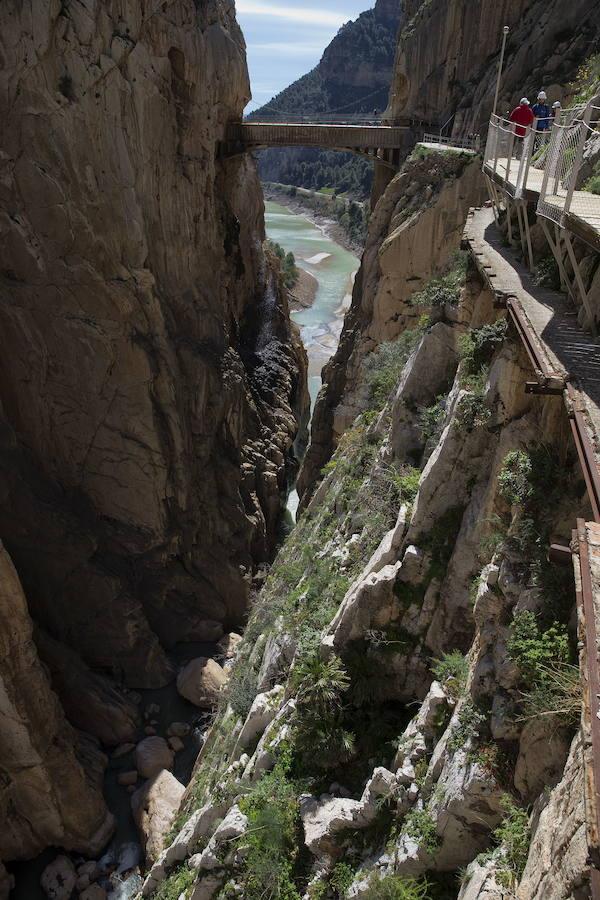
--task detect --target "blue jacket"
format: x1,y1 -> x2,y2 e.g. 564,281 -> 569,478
532,103 -> 551,130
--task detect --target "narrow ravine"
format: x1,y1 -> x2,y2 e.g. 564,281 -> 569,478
264,201 -> 359,519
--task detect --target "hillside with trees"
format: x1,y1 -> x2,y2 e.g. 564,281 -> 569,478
251,0 -> 402,200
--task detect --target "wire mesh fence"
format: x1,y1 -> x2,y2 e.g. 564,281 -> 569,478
538,107 -> 600,226
483,105 -> 600,237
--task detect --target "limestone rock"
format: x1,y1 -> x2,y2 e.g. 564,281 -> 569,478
132,770 -> 185,865
135,737 -> 174,780
35,629 -> 140,747
234,685 -> 284,754
0,0 -> 307,691
518,733 -> 589,899
514,718 -> 571,803
177,659 -> 227,709
40,855 -> 77,900
0,542 -> 113,861
216,633 -> 243,664
192,805 -> 248,871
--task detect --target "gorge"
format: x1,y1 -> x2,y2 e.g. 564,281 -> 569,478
1,1 -> 600,900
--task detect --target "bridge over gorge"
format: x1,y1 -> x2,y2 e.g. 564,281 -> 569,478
220,114 -> 435,169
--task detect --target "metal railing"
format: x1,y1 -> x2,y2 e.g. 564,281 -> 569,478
538,106 -> 600,226
483,106 -> 600,233
243,112 -> 431,128
422,132 -> 481,151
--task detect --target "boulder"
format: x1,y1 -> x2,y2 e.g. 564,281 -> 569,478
234,685 -> 284,753
132,770 -> 185,865
192,805 -> 248,871
176,658 -> 227,709
135,737 -> 174,780
40,855 -> 77,900
217,632 -> 243,663
514,718 -> 571,802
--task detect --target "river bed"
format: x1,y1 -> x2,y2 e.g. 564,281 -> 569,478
265,201 -> 359,518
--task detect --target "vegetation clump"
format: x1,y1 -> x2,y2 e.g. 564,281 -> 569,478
268,240 -> 299,289
364,324 -> 427,411
508,610 -> 579,726
403,808 -> 442,856
411,252 -> 467,308
361,874 -> 431,899
486,795 -> 531,888
432,651 -> 469,699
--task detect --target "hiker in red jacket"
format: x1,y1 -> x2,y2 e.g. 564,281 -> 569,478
509,98 -> 535,137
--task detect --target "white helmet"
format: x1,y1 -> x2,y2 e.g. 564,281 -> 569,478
552,101 -> 562,108
520,98 -> 530,105
537,91 -> 547,100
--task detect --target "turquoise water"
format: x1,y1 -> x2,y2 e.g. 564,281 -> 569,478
265,201 -> 359,515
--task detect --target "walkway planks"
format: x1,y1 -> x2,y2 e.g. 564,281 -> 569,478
465,206 -> 600,476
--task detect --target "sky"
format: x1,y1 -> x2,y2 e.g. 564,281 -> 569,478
236,0 -> 373,112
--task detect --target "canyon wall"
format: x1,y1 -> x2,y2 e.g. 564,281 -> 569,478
0,0 -> 306,868
299,0 -> 599,504
138,182 -> 591,895
390,0 -> 599,135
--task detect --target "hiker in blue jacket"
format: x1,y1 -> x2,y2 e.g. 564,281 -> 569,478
532,91 -> 551,130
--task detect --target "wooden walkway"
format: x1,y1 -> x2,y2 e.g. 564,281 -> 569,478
465,206 -> 600,481
485,158 -> 600,250
221,122 -> 417,166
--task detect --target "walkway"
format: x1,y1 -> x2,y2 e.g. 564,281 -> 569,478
221,119 -> 421,167
464,205 -> 600,508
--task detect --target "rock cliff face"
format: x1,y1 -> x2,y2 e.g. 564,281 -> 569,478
298,147 -> 486,501
390,0 -> 600,135
0,540 -> 113,861
0,0 -> 306,688
0,0 -> 307,871
139,217 -> 590,897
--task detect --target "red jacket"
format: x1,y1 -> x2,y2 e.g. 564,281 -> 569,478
509,105 -> 534,137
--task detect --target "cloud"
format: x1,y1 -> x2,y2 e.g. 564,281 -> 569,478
236,1 -> 347,27
248,41 -> 324,55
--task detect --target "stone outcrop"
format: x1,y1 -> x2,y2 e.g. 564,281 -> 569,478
132,770 -> 185,865
176,658 -> 228,708
0,541 -> 113,862
298,148 -> 485,501
135,737 -> 174,780
0,0 -> 307,694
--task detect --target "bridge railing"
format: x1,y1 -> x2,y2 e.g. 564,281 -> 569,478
483,106 -> 593,203
422,131 -> 481,151
538,105 -> 600,226
242,113 -> 431,128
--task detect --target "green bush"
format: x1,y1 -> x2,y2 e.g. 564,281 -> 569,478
237,764 -> 302,900
497,450 -> 533,506
518,662 -> 581,727
364,325 -> 427,411
154,863 -> 196,900
403,808 -> 441,856
432,651 -> 469,699
411,252 -> 468,308
492,795 -> 531,887
329,862 -> 355,897
460,320 -> 508,376
447,702 -> 487,752
418,396 -> 446,445
292,652 -> 356,770
508,610 -> 570,683
227,666 -> 259,719
362,874 -> 431,899
268,240 -> 299,290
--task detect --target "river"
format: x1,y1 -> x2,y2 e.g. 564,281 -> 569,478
264,201 -> 359,518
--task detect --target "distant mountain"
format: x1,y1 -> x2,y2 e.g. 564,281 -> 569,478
251,0 -> 402,199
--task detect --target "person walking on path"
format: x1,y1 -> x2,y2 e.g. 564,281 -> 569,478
532,91 -> 551,130
510,98 -> 534,136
